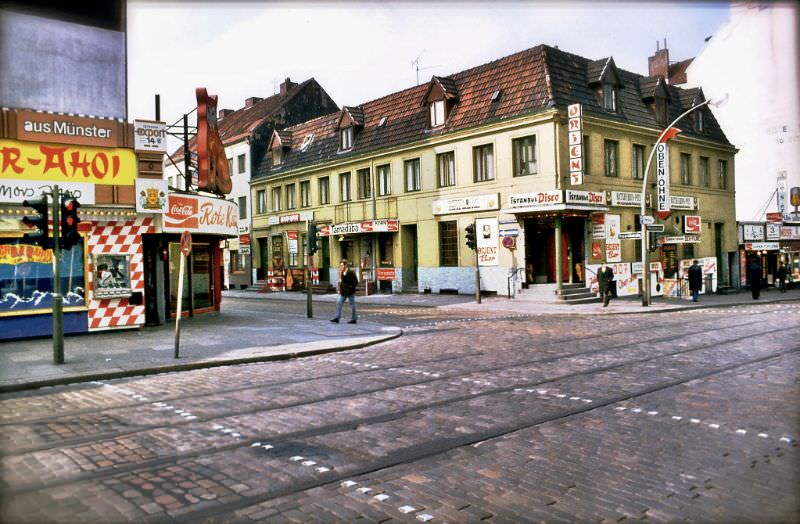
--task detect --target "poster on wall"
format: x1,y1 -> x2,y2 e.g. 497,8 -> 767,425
604,214 -> 621,262
591,213 -> 605,239
586,262 -> 638,296
475,217 -> 499,266
135,179 -> 168,213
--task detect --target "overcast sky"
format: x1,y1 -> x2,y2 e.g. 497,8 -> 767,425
127,1 -> 731,134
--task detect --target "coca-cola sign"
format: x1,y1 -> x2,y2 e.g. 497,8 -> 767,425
164,193 -> 238,236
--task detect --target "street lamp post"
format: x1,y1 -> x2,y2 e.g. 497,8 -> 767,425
639,96 -> 726,306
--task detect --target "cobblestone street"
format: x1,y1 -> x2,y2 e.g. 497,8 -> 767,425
1,301 -> 799,523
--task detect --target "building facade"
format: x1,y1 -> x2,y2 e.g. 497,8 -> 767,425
163,78 -> 338,290
250,45 -> 738,298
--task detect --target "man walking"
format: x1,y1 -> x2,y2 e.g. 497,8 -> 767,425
688,259 -> 703,302
776,261 -> 788,293
331,259 -> 358,324
747,256 -> 762,300
598,262 -> 615,307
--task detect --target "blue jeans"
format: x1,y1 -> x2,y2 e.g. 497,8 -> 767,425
334,293 -> 357,321
692,289 -> 699,302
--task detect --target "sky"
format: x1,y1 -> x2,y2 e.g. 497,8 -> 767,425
127,0 -> 732,136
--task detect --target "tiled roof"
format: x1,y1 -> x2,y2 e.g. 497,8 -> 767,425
435,76 -> 460,99
274,129 -> 292,148
638,75 -> 670,101
168,78 -> 315,162
341,106 -> 365,127
669,58 -> 694,85
256,45 -> 730,179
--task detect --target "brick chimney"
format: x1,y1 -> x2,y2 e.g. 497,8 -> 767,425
245,97 -> 263,108
280,77 -> 297,96
648,39 -> 669,79
218,108 -> 234,119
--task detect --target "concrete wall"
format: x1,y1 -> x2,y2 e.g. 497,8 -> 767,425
0,9 -> 126,119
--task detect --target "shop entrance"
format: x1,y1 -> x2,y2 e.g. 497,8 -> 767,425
523,216 -> 586,284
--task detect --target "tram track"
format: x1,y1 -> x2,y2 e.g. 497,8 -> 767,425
1,322 -> 796,499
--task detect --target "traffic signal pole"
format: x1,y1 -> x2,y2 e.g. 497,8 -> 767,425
51,185 -> 64,364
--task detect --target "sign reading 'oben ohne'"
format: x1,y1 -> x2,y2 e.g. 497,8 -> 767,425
655,143 -> 670,217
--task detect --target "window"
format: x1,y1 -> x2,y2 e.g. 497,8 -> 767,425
271,187 -> 282,211
1,236 -> 85,315
227,158 -> 233,176
300,180 -> 311,207
603,139 -> 618,177
319,177 -> 330,205
340,127 -> 353,150
699,156 -> 709,187
238,154 -> 246,174
377,164 -> 391,196
632,144 -> 645,180
438,221 -> 458,266
603,83 -> 617,111
93,253 -> 130,296
512,135 -> 537,176
695,109 -> 705,133
271,149 -> 282,167
582,134 -> 590,174
655,98 -> 667,126
430,100 -> 445,127
230,250 -> 247,274
357,168 -> 372,200
256,189 -> 266,214
285,184 -> 296,209
404,158 -> 421,192
437,151 -> 456,188
339,172 -> 351,202
680,153 -> 691,185
718,159 -> 728,189
238,196 -> 247,220
473,144 -> 494,182
300,134 -> 314,151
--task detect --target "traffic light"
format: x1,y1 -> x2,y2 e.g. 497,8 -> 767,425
60,193 -> 81,250
21,197 -> 51,249
307,222 -> 318,254
649,232 -> 660,252
465,223 -> 477,250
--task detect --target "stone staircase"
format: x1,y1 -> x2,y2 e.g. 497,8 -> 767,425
516,282 -> 601,305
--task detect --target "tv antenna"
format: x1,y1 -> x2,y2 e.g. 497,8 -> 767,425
411,50 -> 440,85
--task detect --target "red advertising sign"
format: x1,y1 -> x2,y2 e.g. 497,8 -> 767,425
376,268 -> 396,281
766,212 -> 783,223
239,234 -> 250,245
166,195 -> 199,230
684,215 -> 701,234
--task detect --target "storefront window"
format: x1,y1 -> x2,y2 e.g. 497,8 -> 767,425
93,253 -> 132,297
1,237 -> 85,314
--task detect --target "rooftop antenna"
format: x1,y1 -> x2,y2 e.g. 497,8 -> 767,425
411,50 -> 440,85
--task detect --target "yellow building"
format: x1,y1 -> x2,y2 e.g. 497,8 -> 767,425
250,45 -> 737,297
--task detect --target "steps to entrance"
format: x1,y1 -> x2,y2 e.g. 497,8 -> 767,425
516,283 -> 601,304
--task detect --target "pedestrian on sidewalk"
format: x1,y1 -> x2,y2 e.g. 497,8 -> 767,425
776,261 -> 788,293
598,261 -> 615,307
688,259 -> 703,302
747,256 -> 762,300
331,259 -> 358,324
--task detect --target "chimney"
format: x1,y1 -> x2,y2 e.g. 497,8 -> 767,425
648,39 -> 669,78
218,108 -> 234,119
280,77 -> 297,96
245,97 -> 263,108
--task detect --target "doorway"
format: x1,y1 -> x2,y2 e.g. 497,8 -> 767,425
401,224 -> 418,290
523,216 -> 584,284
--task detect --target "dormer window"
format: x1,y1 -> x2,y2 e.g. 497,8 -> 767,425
300,134 -> 314,151
695,108 -> 705,132
421,76 -> 459,129
340,127 -> 353,150
430,100 -> 445,127
655,97 -> 668,126
272,148 -> 283,167
603,83 -> 617,112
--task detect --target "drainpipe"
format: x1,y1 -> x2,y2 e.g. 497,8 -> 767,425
370,159 -> 377,296
555,216 -> 563,293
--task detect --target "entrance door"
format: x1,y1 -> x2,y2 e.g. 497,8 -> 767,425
524,217 -> 578,283
142,234 -> 163,326
401,224 -> 418,290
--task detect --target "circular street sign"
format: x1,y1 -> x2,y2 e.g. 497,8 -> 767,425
502,236 -> 516,249
180,230 -> 192,256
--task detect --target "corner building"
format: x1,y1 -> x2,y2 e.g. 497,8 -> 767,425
250,45 -> 737,297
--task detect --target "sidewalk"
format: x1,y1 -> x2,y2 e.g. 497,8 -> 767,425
1,287 -> 796,393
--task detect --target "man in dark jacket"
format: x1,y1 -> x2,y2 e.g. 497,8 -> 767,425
688,259 -> 703,302
331,259 -> 358,324
747,256 -> 762,300
598,262 -> 614,307
776,262 -> 788,293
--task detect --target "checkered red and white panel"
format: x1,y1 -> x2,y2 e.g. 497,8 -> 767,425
87,216 -> 154,331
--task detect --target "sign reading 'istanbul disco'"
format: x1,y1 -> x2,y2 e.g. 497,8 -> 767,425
0,139 -> 135,185
163,193 -> 238,235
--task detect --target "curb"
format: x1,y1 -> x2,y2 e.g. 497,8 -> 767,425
0,330 -> 402,394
